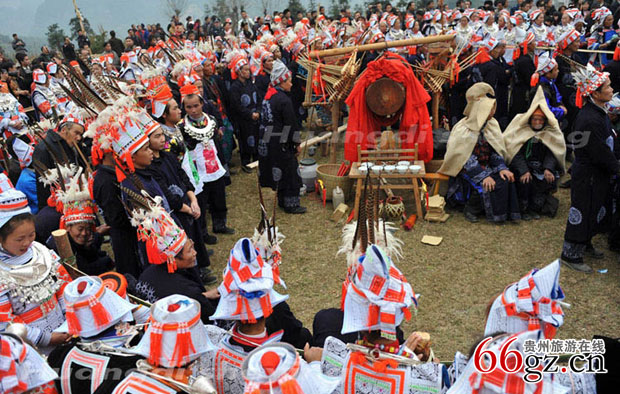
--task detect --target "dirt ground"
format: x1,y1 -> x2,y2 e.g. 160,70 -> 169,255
204,149 -> 620,360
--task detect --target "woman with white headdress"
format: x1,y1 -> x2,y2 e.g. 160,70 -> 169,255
0,174 -> 72,353
587,7 -> 618,67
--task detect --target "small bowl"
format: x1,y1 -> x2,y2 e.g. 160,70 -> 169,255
397,160 -> 410,166
383,165 -> 396,174
371,165 -> 383,175
396,165 -> 409,174
359,166 -> 368,174
409,164 -> 422,174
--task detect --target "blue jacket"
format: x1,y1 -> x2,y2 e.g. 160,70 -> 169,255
15,168 -> 38,214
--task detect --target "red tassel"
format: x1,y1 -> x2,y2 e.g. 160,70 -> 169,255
89,296 -> 112,329
614,46 -> 620,61
148,323 -> 164,366
544,324 -> 557,340
340,281 -> 348,311
403,306 -> 412,321
368,304 -> 380,327
171,323 -> 196,367
475,48 -> 490,64
575,90 -> 583,108
259,293 -> 273,319
523,43 -> 527,55
66,306 -> 81,335
115,166 -> 126,182
280,376 -> 304,394
124,151 -> 135,173
530,72 -> 540,87
243,298 -> 256,323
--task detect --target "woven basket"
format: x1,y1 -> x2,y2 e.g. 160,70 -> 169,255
316,164 -> 353,202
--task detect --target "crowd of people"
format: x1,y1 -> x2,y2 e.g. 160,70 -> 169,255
0,0 -> 618,393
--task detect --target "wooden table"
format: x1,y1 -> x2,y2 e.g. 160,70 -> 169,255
349,160 -> 426,219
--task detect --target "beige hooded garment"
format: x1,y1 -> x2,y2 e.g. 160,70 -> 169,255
503,86 -> 566,172
438,83 -> 507,177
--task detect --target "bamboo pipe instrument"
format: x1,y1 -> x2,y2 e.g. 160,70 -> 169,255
308,34 -> 456,58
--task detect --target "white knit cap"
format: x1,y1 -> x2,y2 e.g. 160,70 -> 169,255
270,60 -> 292,87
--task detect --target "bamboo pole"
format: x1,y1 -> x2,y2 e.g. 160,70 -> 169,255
247,124 -> 348,169
308,34 -> 455,58
329,101 -> 341,163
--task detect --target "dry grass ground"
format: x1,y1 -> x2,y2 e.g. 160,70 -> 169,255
205,148 -> 620,360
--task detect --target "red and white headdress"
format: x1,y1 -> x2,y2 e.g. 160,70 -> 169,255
125,189 -> 188,273
529,9 -> 543,23
341,245 -> 416,340
55,167 -> 97,229
485,260 -> 565,340
32,69 -> 46,85
132,295 -> 216,368
270,60 -> 291,87
46,62 -> 58,75
572,63 -> 609,108
530,51 -> 557,87
149,84 -> 173,118
447,331 -> 556,394
10,137 -> 34,170
0,334 -> 58,393
226,50 -> 249,80
556,28 -> 580,51
56,276 -> 135,337
0,174 -> 30,230
242,343 -> 340,394
85,96 -> 154,173
210,238 -> 288,323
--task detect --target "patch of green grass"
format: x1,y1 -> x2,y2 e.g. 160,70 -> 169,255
213,147 -> 620,359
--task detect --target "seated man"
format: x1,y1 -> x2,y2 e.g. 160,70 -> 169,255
503,86 -> 566,219
439,83 -> 520,223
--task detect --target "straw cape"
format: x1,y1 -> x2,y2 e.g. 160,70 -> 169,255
439,83 -> 506,177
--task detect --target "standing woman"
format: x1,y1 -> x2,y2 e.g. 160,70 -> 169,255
561,65 -> 618,273
258,60 -> 305,214
0,173 -> 72,353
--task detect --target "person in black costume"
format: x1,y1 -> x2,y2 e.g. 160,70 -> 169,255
258,60 -> 305,214
229,55 -> 260,172
510,34 -> 536,118
561,67 -> 618,273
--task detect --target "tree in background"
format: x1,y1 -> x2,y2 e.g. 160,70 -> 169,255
46,23 -> 66,51
287,0 -> 306,17
261,0 -> 274,16
329,0 -> 350,19
210,0 -> 231,21
308,0 -> 318,15
209,0 -> 246,27
163,0 -> 189,19
69,16 -> 93,39
90,26 -> 107,54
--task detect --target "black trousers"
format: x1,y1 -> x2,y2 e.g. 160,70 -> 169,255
109,227 -> 142,278
197,176 -> 228,232
238,123 -> 259,165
